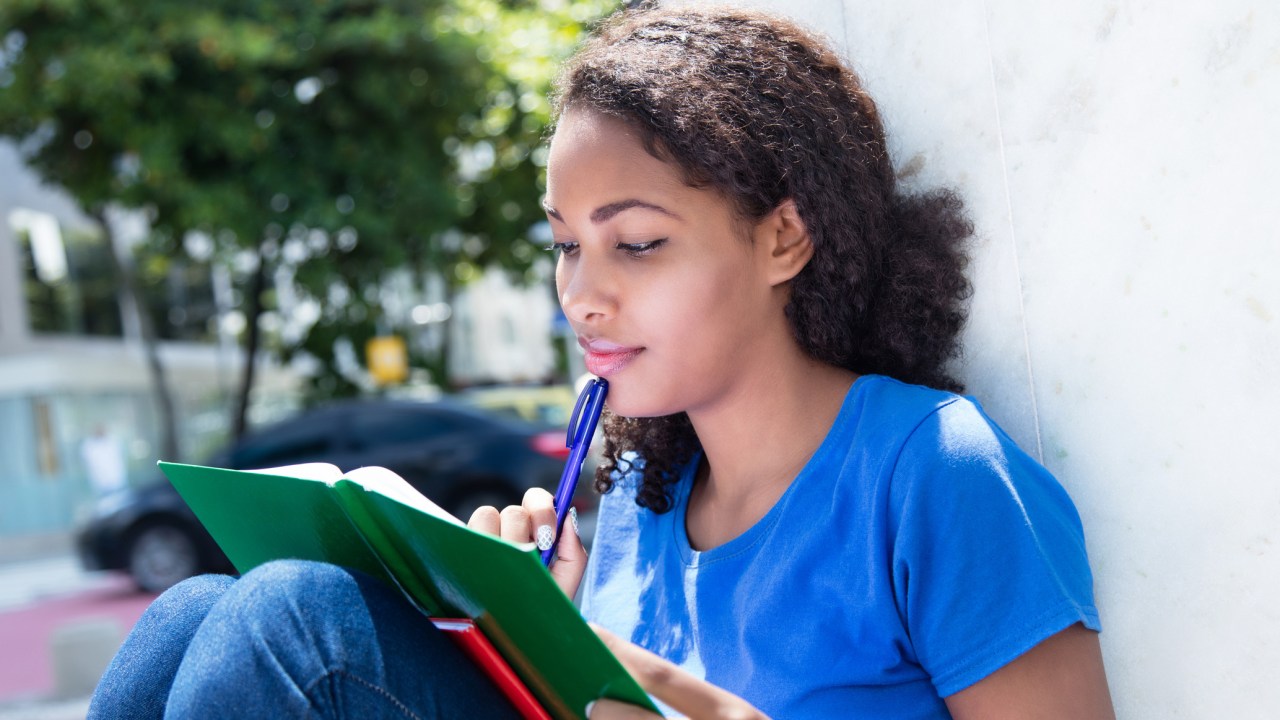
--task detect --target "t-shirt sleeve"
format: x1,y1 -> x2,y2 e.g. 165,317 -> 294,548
888,398 -> 1101,697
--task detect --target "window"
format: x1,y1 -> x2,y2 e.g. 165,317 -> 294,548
9,208 -> 219,341
347,407 -> 470,449
10,209 -> 123,337
136,253 -> 219,342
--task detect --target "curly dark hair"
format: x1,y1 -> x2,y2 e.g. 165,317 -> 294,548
552,6 -> 973,512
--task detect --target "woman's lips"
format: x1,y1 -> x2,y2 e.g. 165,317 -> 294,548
579,339 -> 643,378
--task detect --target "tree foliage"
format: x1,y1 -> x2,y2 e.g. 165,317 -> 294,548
0,0 -> 612,431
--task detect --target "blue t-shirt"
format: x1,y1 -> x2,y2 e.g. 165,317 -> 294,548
579,375 -> 1100,718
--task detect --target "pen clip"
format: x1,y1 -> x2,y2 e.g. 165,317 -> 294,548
566,380 -> 592,448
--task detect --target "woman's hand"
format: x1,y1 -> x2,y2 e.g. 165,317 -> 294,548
467,487 -> 588,599
587,625 -> 771,720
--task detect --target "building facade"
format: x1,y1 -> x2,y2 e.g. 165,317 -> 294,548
0,141 -> 291,540
0,141 -> 562,543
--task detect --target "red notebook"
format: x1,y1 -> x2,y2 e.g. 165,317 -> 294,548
431,618 -> 553,720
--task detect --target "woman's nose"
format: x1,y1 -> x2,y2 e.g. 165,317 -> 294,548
557,255 -> 616,325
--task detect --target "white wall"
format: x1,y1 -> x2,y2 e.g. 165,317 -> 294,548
685,0 -> 1280,715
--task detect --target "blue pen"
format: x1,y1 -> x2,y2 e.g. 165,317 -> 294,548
541,377 -> 608,566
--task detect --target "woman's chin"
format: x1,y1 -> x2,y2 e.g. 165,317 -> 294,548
605,392 -> 681,420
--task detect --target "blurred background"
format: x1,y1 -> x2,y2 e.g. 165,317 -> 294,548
2,0 -> 1278,717
0,0 -> 615,715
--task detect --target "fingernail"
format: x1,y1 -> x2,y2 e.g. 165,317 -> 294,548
569,506 -> 579,535
535,524 -> 554,551
585,701 -> 595,718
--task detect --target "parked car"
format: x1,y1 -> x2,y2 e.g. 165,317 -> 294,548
453,384 -> 577,427
75,398 -> 585,593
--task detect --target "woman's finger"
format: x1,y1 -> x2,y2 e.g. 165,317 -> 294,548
522,487 -> 558,553
467,496 -> 584,598
549,506 -> 588,598
498,504 -> 533,544
467,505 -> 500,536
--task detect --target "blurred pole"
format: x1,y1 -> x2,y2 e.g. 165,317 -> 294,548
211,264 -> 235,399
231,247 -> 267,440
96,208 -> 180,462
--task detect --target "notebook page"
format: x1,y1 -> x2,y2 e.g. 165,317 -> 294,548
343,465 -> 464,525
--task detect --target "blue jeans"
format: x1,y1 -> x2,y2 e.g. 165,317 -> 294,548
88,560 -> 520,719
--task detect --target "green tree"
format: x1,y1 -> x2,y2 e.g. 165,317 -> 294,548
0,0 -> 611,446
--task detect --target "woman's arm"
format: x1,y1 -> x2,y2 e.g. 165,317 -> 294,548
944,623 -> 1115,720
588,625 -> 770,720
589,622 -> 1112,720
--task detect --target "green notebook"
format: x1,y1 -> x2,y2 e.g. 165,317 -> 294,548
159,461 -> 657,720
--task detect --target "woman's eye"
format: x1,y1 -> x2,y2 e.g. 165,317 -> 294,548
545,241 -> 579,257
616,239 -> 667,257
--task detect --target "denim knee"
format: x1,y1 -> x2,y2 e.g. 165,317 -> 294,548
195,560 -> 350,637
88,573 -> 236,720
160,561 -> 522,719
236,558 -> 354,595
165,560 -> 395,717
116,572 -> 236,652
147,573 -> 238,621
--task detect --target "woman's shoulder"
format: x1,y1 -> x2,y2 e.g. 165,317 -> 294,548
856,373 -> 964,407
853,377 -> 1077,535
846,374 -> 975,445
846,375 -> 1036,481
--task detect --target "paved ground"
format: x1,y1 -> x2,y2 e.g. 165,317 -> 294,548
0,555 -> 154,720
0,698 -> 90,720
0,556 -> 90,613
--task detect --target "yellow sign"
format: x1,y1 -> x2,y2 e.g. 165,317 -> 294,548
366,335 -> 409,385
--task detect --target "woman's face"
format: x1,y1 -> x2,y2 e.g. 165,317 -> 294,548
545,108 -> 785,418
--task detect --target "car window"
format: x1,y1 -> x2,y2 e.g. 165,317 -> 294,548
230,423 -> 335,468
455,386 -> 574,427
346,406 -> 474,449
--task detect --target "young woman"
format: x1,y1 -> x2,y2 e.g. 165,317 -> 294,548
89,7 -> 1113,719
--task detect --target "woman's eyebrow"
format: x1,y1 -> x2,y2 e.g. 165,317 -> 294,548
542,199 -> 681,224
590,199 -> 680,223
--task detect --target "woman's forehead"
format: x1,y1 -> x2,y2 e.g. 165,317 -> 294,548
549,108 -> 644,161
546,110 -> 687,209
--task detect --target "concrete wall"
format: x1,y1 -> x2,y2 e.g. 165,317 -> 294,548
682,0 -> 1279,715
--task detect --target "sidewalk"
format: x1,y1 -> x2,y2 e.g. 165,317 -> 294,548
0,556 -> 91,613
0,532 -> 75,567
0,698 -> 89,720
0,548 -> 147,720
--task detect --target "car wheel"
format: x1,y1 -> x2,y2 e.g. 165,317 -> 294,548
128,522 -> 200,593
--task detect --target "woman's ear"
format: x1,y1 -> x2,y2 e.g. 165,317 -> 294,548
757,198 -> 814,286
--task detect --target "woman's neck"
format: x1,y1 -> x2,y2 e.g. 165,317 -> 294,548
683,345 -> 857,551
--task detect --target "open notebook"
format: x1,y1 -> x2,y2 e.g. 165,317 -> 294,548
160,461 -> 656,720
